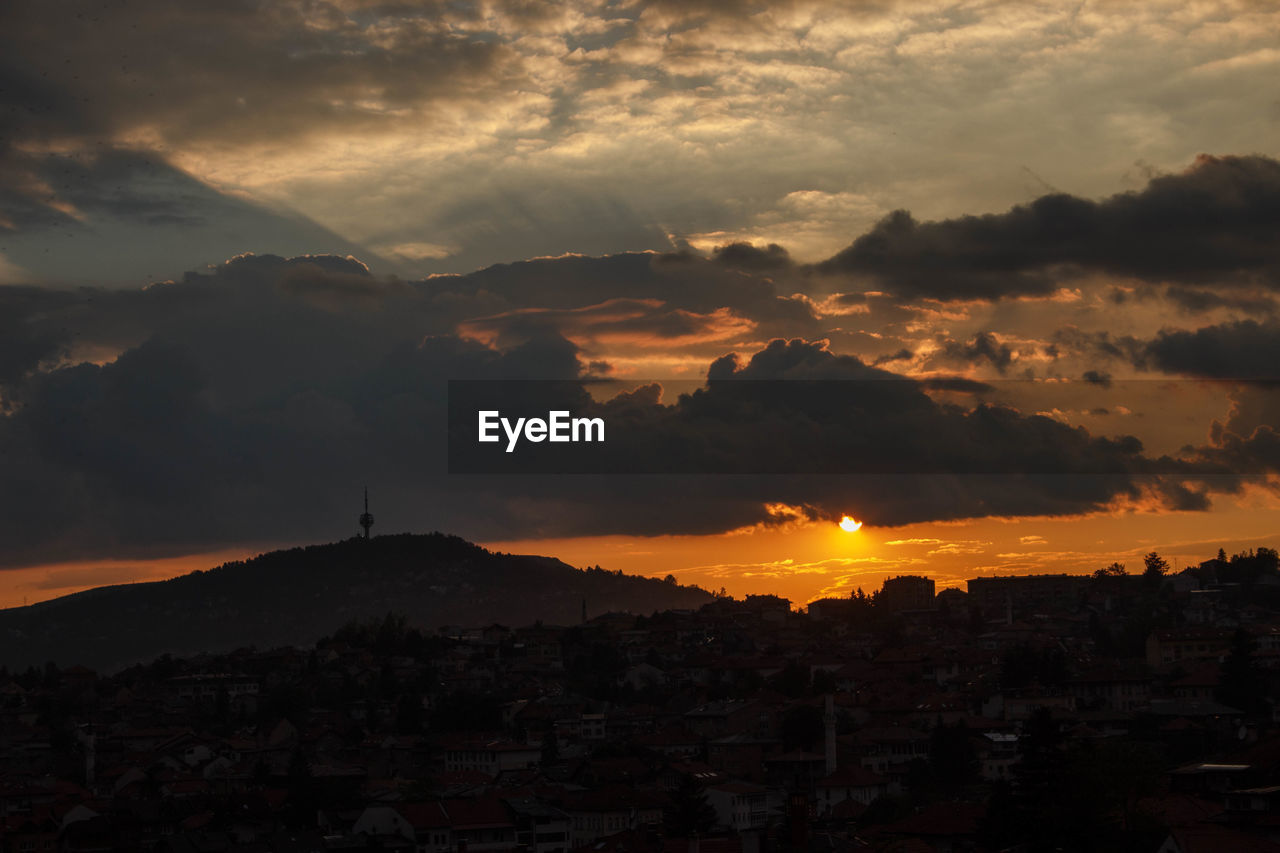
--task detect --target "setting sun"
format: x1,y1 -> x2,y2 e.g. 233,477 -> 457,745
839,515 -> 863,533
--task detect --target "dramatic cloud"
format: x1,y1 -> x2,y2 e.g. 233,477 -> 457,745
4,1 -> 1279,282
1143,319 -> 1280,380
0,258 -> 1264,567
458,299 -> 756,352
0,150 -> 388,285
819,155 -> 1280,301
926,332 -> 1016,374
0,1 -> 515,147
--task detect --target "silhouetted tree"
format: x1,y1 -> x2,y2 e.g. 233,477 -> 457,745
1094,562 -> 1128,578
1142,552 -> 1169,587
1220,628 -> 1265,714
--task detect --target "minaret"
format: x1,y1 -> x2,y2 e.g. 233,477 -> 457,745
359,487 -> 375,540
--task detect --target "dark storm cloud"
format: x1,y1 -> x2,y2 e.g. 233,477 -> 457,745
918,377 -> 995,394
1172,378 -> 1280,481
927,332 -> 1015,374
612,338 -> 1148,479
0,148 -> 393,285
1202,420 -> 1280,473
431,251 -> 822,342
0,0 -> 510,148
0,255 -> 592,566
448,338 -> 1244,535
1,148 -> 217,234
457,298 -> 755,350
0,250 -> 819,398
25,151 -> 210,227
0,257 -> 1258,567
1045,319 -> 1280,388
0,0 -> 510,282
1163,286 -> 1277,316
1049,327 -> 1145,366
818,154 -> 1280,301
711,242 -> 794,271
0,287 -> 83,388
1143,320 -> 1280,381
871,348 -> 913,366
449,251 -> 768,312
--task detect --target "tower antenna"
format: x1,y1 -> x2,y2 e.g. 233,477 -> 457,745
359,487 -> 375,540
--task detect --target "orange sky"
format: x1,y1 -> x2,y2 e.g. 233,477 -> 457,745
3,2 -> 1279,624
7,487 -> 1277,612
482,490 -> 1280,605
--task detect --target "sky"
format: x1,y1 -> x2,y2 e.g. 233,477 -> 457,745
2,0 -> 1280,607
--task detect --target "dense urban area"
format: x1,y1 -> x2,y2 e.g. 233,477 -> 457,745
4,546 -> 1280,853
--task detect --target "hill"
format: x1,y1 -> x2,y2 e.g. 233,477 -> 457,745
0,533 -> 714,672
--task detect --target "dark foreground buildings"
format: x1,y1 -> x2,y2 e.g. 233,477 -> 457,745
4,548 -> 1280,852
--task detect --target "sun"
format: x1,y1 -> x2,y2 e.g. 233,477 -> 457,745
839,515 -> 863,533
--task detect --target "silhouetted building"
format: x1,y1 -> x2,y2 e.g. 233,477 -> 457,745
966,573 -> 1087,616
879,575 -> 936,613
1146,627 -> 1236,668
806,598 -> 857,620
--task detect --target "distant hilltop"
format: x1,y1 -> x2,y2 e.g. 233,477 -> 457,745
0,533 -> 714,672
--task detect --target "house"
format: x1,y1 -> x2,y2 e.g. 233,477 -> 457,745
854,727 -> 929,776
557,786 -> 665,847
443,740 -> 541,776
1146,628 -> 1235,668
707,735 -> 778,783
763,751 -> 826,790
506,797 -> 571,853
446,798 -> 519,853
354,800 -> 517,853
1171,665 -> 1220,701
705,782 -> 774,831
683,700 -> 767,739
1068,664 -> 1151,712
976,733 -> 1020,781
814,766 -> 889,813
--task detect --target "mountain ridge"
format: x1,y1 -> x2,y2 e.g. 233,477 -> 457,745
0,533 -> 713,672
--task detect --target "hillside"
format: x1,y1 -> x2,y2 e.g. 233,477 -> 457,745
0,533 -> 713,672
